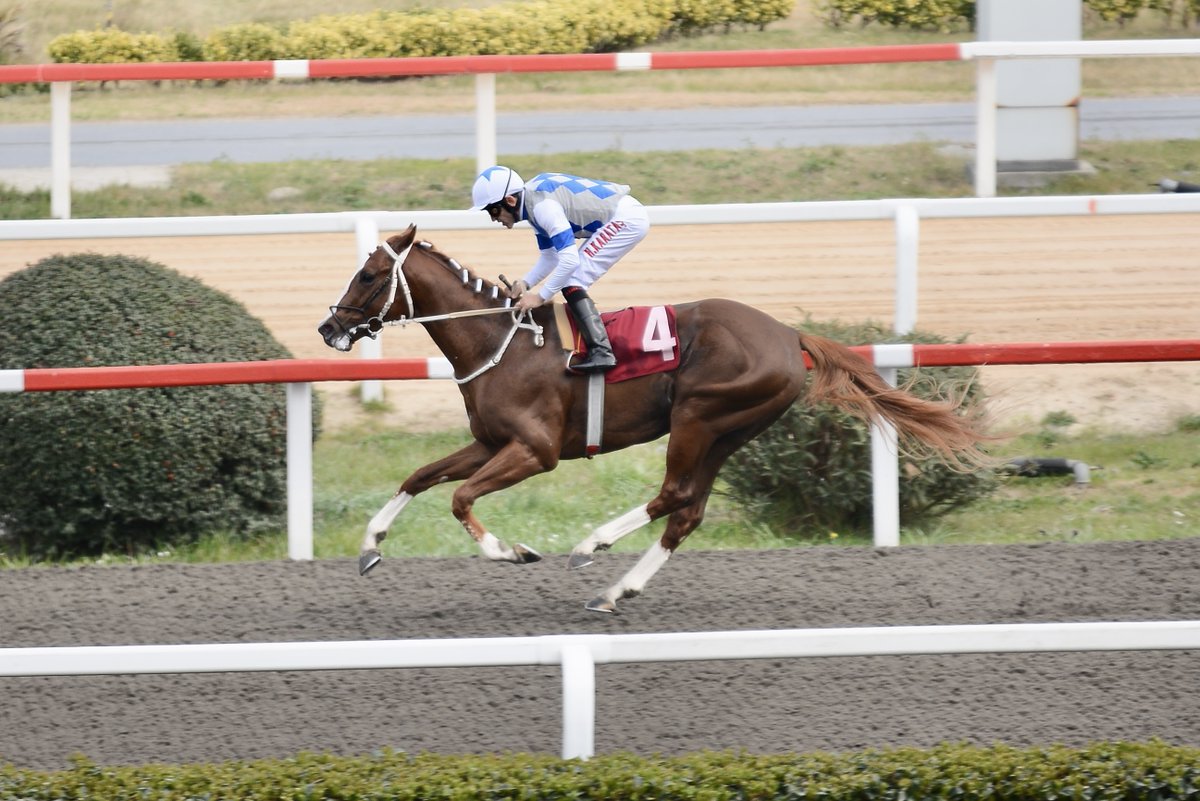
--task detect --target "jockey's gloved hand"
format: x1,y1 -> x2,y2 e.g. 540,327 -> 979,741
507,279 -> 529,300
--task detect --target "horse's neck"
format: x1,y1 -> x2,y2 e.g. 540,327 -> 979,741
409,253 -> 512,359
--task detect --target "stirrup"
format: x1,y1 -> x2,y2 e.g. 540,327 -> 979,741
568,351 -> 616,374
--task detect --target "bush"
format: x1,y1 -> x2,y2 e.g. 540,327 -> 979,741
201,22 -> 287,62
815,0 -> 975,32
0,252 -> 320,560
46,27 -> 178,63
47,0 -> 793,65
2,742 -> 1199,799
721,316 -> 996,535
814,0 -> 1200,31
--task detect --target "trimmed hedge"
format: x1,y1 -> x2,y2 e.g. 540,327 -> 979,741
47,0 -> 795,65
720,316 -> 995,535
815,0 -> 1200,31
1,742 -> 1198,799
0,253 -> 319,559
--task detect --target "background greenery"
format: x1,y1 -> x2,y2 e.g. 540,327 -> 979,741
0,253 -> 324,559
4,742 -> 1200,801
3,138 -> 1200,221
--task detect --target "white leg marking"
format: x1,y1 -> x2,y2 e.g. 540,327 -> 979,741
573,503 -> 651,557
602,542 -> 671,604
479,531 -> 520,562
362,491 -> 412,551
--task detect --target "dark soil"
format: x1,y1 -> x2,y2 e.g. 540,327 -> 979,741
2,539 -> 1199,770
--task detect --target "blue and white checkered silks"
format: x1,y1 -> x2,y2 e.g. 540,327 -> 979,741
525,173 -> 632,240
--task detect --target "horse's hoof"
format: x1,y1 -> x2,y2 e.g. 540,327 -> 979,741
358,549 -> 382,576
567,552 -> 594,570
585,597 -> 617,614
513,543 -> 542,564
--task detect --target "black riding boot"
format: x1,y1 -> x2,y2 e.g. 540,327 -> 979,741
567,295 -> 617,373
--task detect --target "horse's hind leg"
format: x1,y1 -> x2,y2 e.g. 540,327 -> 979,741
584,492 -> 709,613
567,503 -> 651,569
582,432 -> 726,612
359,440 -> 494,575
583,418 -> 776,613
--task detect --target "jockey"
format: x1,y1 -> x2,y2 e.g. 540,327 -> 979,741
470,165 -> 650,373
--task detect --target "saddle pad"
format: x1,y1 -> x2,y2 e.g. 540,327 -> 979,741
562,304 -> 681,384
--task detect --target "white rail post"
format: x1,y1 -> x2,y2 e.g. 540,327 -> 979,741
286,382 -> 314,561
50,82 -> 72,220
475,73 -> 497,174
560,643 -> 596,760
869,205 -> 919,548
870,413 -> 901,548
353,216 -> 384,404
893,205 -> 919,336
974,58 -> 998,198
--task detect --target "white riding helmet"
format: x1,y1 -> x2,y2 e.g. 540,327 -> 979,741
470,166 -> 524,210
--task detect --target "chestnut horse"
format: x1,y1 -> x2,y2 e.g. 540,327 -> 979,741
317,224 -> 989,613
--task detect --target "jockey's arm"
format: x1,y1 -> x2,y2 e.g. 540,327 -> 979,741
522,201 -> 581,301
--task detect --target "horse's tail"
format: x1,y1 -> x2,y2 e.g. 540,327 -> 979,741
798,332 -> 995,470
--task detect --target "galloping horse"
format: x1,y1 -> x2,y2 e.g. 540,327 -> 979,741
318,224 -> 989,613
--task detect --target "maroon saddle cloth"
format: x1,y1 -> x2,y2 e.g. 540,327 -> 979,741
560,304 -> 681,383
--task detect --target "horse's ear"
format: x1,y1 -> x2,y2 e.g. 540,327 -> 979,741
388,224 -> 417,250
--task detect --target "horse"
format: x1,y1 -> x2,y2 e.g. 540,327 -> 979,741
317,224 -> 991,613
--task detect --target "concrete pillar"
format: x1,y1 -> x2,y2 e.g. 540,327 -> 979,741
976,0 -> 1089,185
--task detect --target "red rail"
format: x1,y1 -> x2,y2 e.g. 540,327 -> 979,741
0,43 -> 965,84
4,339 -> 1198,393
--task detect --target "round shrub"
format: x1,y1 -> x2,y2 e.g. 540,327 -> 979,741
721,316 -> 996,536
0,252 -> 320,560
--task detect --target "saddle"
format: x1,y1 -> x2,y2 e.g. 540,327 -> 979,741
552,303 -> 681,383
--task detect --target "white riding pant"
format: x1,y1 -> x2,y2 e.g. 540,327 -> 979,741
567,196 -> 650,290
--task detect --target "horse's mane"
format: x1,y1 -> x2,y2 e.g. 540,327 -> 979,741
415,240 -> 511,308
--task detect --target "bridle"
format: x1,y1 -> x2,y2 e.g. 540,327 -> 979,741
329,240 -> 545,385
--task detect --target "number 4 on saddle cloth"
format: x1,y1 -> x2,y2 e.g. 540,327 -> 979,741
553,303 -> 681,382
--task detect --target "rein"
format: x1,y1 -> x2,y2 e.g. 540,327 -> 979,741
351,240 -> 545,385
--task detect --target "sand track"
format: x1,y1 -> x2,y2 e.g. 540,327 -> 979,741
4,215 -> 1197,432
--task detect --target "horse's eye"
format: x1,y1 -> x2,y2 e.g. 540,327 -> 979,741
359,272 -> 376,285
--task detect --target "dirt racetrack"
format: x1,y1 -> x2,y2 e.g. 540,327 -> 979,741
3,214 -> 1199,433
2,540 -> 1199,770
2,216 -> 1199,771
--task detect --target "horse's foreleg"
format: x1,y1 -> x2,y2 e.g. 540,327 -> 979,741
359,491 -> 414,573
359,441 -> 493,576
567,503 -> 651,569
451,439 -> 557,564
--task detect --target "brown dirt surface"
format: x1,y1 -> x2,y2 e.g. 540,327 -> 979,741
2,539 -> 1199,770
3,214 -> 1199,434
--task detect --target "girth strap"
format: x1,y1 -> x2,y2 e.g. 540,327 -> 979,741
553,303 -> 604,457
586,372 -> 605,458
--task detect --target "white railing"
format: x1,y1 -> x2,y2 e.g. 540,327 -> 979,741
4,39 -> 1200,216
2,620 -> 1198,759
4,195 -> 1200,553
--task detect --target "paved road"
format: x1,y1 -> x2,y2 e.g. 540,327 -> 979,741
2,96 -> 1198,172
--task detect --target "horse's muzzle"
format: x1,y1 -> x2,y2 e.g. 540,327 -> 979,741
317,317 -> 354,352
